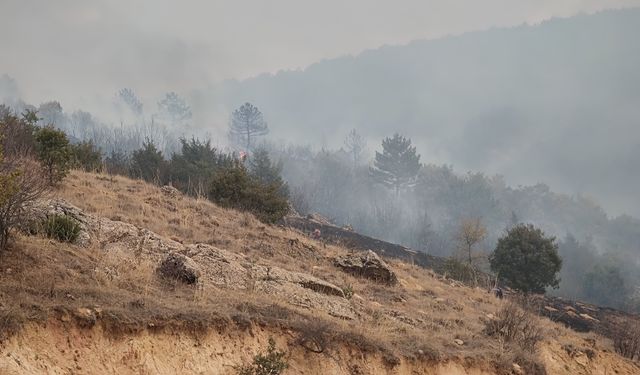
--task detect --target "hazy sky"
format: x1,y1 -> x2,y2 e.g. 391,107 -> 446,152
2,0 -> 639,107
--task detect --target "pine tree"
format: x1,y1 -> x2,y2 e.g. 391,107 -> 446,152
228,102 -> 268,150
370,133 -> 420,195
248,148 -> 289,197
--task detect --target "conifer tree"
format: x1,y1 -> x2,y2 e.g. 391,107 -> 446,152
228,102 -> 268,150
370,133 -> 420,195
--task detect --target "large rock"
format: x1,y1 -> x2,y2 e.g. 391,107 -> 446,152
157,253 -> 200,284
334,250 -> 398,285
22,199 -> 91,246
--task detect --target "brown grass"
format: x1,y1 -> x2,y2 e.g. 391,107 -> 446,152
0,170 -> 636,373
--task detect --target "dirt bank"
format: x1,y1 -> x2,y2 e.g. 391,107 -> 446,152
1,321 -> 498,375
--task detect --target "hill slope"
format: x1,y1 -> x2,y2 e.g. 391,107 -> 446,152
0,171 -> 638,374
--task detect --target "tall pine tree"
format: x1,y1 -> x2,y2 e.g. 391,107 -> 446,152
370,133 -> 421,195
228,102 -> 268,150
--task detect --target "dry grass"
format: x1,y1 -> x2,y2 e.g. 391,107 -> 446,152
0,170 -> 635,373
484,300 -> 545,352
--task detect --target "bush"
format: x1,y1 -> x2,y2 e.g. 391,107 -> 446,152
292,319 -> 333,354
104,150 -> 130,176
342,284 -> 354,299
608,321 -> 640,361
70,140 -> 102,172
490,224 -> 562,294
443,257 -> 477,284
238,337 -> 288,375
44,215 -> 81,242
1,123 -> 49,250
130,140 -> 165,183
209,164 -> 289,224
484,301 -> 544,352
34,126 -> 72,185
167,138 -> 233,195
0,106 -> 37,158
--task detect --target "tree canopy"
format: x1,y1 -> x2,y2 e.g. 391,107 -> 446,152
370,133 -> 420,195
229,102 -> 268,150
490,224 -> 562,293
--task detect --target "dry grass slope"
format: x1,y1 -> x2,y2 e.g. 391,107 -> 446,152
0,170 -> 638,374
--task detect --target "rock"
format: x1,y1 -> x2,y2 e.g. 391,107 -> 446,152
298,279 -> 345,298
157,253 -> 200,284
161,185 -> 180,198
512,363 -> 523,374
59,311 -> 71,322
573,352 -> 589,367
306,213 -> 332,225
579,313 -> 599,322
74,308 -> 97,328
334,250 -> 398,285
252,265 -> 355,319
23,199 -> 91,246
454,339 -> 464,346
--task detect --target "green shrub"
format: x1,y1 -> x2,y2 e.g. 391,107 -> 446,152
34,126 -> 72,185
209,164 -> 289,224
443,257 -> 477,284
44,215 -> 81,242
130,140 -> 165,183
70,140 -> 102,172
342,284 -> 354,299
238,337 -> 288,375
490,223 -> 562,294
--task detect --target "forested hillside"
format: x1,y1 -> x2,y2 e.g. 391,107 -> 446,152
203,8 -> 640,218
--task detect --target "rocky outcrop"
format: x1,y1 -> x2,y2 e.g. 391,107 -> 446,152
334,250 -> 397,285
160,185 -> 180,198
22,198 -> 92,246
24,199 -> 356,319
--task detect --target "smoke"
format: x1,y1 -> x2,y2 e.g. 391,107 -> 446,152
2,1 -> 640,214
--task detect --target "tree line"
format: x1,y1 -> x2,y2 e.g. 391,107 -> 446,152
0,103 -> 290,255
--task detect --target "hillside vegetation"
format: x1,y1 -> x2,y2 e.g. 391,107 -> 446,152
0,171 -> 638,374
